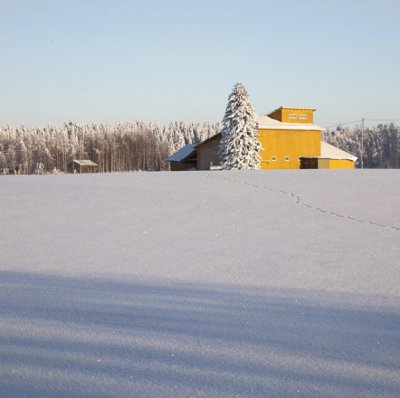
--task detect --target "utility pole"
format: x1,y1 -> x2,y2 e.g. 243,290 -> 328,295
361,117 -> 365,169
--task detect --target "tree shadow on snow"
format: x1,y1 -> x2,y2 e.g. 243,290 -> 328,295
0,271 -> 399,398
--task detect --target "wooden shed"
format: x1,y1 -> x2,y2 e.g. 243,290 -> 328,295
196,135 -> 221,170
68,159 -> 98,174
166,144 -> 197,171
317,142 -> 357,168
300,142 -> 357,169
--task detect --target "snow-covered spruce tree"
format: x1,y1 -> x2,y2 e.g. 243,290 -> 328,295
219,83 -> 262,170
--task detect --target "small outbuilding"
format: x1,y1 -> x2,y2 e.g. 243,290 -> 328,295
300,142 -> 357,169
166,144 -> 197,171
318,142 -> 358,169
68,159 -> 98,174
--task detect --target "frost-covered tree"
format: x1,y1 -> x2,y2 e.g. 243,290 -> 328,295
219,83 -> 262,170
0,152 -> 7,172
0,119 -> 215,174
323,124 -> 400,169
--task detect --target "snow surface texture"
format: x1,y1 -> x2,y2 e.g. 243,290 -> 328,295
1,170 -> 399,398
219,83 -> 262,170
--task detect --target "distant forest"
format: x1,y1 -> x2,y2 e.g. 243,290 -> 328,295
323,123 -> 399,169
0,121 -> 219,174
0,121 -> 399,174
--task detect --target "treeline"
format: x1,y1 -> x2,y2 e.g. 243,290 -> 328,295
1,120 -> 399,174
323,123 -> 399,168
0,121 -> 219,174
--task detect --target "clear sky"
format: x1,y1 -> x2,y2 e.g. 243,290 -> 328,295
1,0 -> 399,128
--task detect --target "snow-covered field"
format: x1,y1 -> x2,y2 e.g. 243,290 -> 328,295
1,170 -> 399,398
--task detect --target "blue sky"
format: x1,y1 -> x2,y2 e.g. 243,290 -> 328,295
1,0 -> 399,128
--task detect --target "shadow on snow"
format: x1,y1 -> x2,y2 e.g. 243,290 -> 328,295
0,271 -> 399,398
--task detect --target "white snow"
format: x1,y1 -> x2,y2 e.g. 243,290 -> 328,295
256,115 -> 323,131
166,143 -> 196,162
0,170 -> 399,397
320,141 -> 358,161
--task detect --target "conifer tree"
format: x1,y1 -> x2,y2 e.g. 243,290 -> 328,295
219,83 -> 262,170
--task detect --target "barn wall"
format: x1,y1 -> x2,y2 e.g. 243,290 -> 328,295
197,138 -> 220,170
170,162 -> 196,171
268,108 -> 314,124
259,129 -> 321,170
329,159 -> 354,169
83,166 -> 98,173
281,108 -> 314,124
317,159 -> 330,169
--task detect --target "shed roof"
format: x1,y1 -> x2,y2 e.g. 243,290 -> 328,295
320,142 -> 358,161
72,159 -> 98,166
166,144 -> 197,162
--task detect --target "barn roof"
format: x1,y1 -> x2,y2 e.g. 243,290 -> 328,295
166,144 -> 197,162
269,106 -> 317,111
320,142 -> 358,161
256,115 -> 323,131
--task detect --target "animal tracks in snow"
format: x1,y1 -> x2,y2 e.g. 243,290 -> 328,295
207,173 -> 400,232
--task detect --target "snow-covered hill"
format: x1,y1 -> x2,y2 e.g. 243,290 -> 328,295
1,170 -> 399,397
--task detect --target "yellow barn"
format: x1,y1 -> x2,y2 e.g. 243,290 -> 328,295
258,107 -> 321,170
167,107 -> 357,171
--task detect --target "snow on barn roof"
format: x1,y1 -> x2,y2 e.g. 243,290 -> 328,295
268,106 -> 317,112
166,144 -> 196,162
320,142 -> 358,161
256,115 -> 323,131
72,159 -> 98,166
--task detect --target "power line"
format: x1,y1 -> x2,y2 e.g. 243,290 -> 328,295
324,118 -> 400,129
324,120 -> 362,129
364,118 -> 400,122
